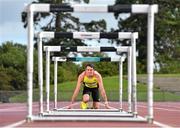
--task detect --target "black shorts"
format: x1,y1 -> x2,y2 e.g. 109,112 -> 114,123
82,86 -> 100,102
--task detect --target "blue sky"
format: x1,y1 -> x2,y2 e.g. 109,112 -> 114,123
0,0 -> 119,45
0,0 -> 33,44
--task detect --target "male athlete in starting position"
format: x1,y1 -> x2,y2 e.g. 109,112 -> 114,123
68,63 -> 110,109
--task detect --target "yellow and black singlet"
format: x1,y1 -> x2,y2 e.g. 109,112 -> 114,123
83,76 -> 98,88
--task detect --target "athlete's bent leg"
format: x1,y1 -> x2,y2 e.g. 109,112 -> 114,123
80,94 -> 90,109
83,94 -> 90,103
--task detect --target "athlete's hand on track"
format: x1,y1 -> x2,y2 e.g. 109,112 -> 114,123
104,102 -> 113,109
65,103 -> 73,109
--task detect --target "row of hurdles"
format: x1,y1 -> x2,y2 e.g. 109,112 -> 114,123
24,3 -> 158,123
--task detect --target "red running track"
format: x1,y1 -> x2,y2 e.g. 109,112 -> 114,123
0,102 -> 180,127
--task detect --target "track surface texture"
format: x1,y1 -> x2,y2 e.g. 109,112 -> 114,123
1,102 -> 180,127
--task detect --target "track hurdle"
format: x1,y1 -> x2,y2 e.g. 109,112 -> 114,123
39,46 -> 140,121
52,57 -> 125,111
25,3 -> 158,122
52,56 -> 126,111
42,46 -> 135,119
38,32 -> 137,115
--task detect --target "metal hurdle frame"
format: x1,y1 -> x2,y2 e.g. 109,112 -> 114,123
52,56 -> 126,112
37,32 -> 138,121
25,3 -> 158,123
42,46 -> 137,120
46,48 -> 130,111
38,32 -> 137,115
52,56 -> 125,112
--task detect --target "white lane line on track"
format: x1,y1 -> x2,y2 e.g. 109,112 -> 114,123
154,105 -> 180,110
137,105 -> 174,127
104,102 -> 174,128
138,104 -> 180,112
0,109 -> 26,112
0,106 -> 27,112
135,114 -> 173,128
2,120 -> 26,128
137,115 -> 173,128
101,103 -> 173,128
153,121 -> 173,128
138,103 -> 180,110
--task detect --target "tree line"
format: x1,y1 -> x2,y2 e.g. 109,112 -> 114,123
0,42 -> 120,91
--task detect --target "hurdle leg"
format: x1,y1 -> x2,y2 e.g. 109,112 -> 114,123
147,5 -> 155,123
27,9 -> 34,121
119,57 -> 123,111
128,47 -> 132,113
45,50 -> 50,112
38,35 -> 44,114
131,33 -> 137,117
54,60 -> 58,109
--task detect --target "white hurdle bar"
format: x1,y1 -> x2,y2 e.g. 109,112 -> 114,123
25,3 -> 158,122
44,46 -> 132,114
42,110 -> 134,117
38,31 -> 137,39
53,108 -> 120,112
31,115 -> 146,122
52,56 -> 123,62
24,4 -> 158,14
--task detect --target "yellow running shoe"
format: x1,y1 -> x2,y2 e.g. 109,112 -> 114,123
80,102 -> 88,109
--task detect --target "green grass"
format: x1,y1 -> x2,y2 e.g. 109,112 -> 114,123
10,75 -> 180,102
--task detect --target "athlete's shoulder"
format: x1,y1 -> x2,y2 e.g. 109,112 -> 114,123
94,71 -> 101,77
79,71 -> 85,79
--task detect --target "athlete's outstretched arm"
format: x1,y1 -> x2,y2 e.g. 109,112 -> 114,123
95,72 -> 111,109
68,72 -> 84,108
